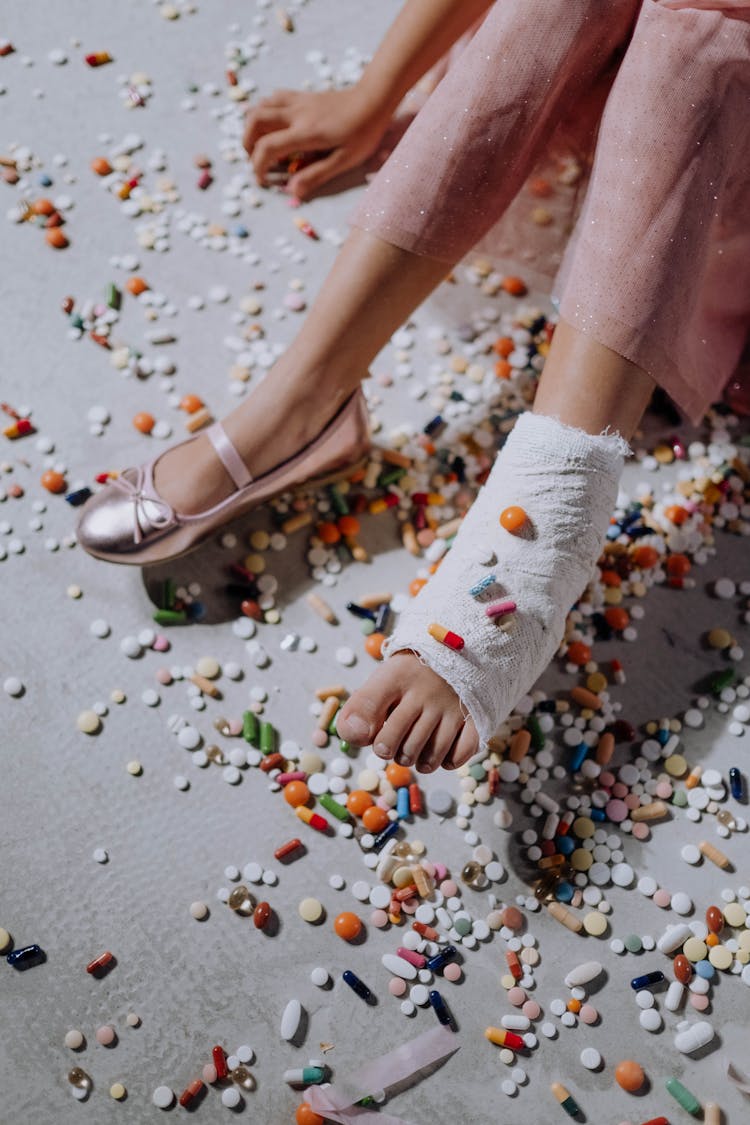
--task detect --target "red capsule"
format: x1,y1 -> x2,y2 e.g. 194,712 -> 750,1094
412,920 -> 439,942
488,767 -> 500,796
505,949 -> 523,980
408,782 -> 422,815
393,884 -> 418,903
673,954 -> 692,984
259,752 -> 284,773
86,951 -> 114,975
706,905 -> 723,934
178,1079 -> 204,1108
274,838 -> 302,861
212,1046 -> 228,1079
253,901 -> 271,930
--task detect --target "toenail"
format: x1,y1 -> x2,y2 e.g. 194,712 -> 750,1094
374,741 -> 394,760
338,713 -> 370,742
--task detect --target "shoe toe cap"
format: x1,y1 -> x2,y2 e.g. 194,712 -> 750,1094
76,486 -> 139,558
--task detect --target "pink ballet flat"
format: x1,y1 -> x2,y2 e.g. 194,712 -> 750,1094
76,389 -> 370,566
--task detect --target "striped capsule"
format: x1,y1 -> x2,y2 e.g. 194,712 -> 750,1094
551,1082 -> 581,1118
178,1079 -> 204,1108
485,1027 -> 525,1050
427,622 -> 464,651
295,806 -> 329,832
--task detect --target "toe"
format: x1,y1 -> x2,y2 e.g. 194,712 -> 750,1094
336,664 -> 403,745
396,710 -> 441,768
372,698 -> 422,761
443,720 -> 480,771
416,713 -> 464,774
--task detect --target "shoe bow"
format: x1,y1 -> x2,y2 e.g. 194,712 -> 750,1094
109,467 -> 175,544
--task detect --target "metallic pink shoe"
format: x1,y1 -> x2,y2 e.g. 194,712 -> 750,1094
76,389 -> 370,566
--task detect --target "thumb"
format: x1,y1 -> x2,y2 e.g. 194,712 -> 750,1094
288,149 -> 350,200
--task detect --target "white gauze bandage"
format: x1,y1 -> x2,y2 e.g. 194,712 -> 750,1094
382,411 -> 630,746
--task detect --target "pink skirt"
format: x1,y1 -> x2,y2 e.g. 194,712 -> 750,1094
349,0 -> 750,424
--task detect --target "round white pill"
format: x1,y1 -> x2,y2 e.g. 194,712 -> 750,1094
580,1048 -> 601,1070
152,1086 -> 175,1108
310,967 -> 329,988
639,1008 -> 663,1032
221,1087 -> 241,1108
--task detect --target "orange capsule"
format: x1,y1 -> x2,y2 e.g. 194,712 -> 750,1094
501,275 -> 527,296
494,359 -> 512,380
409,578 -> 428,597
125,276 -> 149,296
666,553 -> 691,578
253,901 -> 271,930
673,954 -> 692,984
45,227 -> 68,249
316,521 -> 341,545
90,156 -> 113,176
604,607 -> 630,631
296,1104 -> 324,1125
505,950 -> 523,980
132,412 -> 155,434
32,197 -> 55,216
664,504 -> 689,525
361,805 -> 389,834
499,505 -> 527,533
631,545 -> 659,569
705,905 -> 723,934
346,790 -> 374,818
385,762 -> 412,789
283,780 -> 310,808
41,469 -> 66,493
567,641 -> 592,666
333,911 -> 362,942
336,514 -> 360,537
180,394 -> 204,414
86,950 -> 114,975
493,336 -> 514,357
364,632 -> 385,660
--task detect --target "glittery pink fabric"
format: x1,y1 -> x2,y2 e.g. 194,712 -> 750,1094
349,0 -> 750,423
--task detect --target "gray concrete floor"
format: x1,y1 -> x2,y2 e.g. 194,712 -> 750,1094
1,2 -> 749,1124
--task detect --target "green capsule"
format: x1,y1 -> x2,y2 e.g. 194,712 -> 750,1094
106,282 -> 121,310
377,466 -> 406,488
327,485 -> 349,516
161,577 -> 176,610
259,721 -> 276,755
338,740 -> 351,755
242,711 -> 259,747
526,714 -> 545,752
318,793 -> 350,821
710,667 -> 736,695
665,1077 -> 701,1115
327,711 -> 341,736
152,609 -> 188,625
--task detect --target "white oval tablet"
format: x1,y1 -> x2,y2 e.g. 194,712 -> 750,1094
674,1021 -> 714,1054
280,998 -> 302,1041
381,953 -> 417,980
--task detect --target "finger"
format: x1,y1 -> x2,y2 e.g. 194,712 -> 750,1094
242,108 -> 290,156
442,721 -> 479,771
287,148 -> 350,200
252,128 -> 299,183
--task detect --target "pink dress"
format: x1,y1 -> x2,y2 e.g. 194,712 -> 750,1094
349,0 -> 750,424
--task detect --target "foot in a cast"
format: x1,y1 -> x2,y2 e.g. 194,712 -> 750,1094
336,652 -> 480,774
337,411 -> 630,767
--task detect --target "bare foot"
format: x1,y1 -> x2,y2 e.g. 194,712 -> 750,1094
336,651 -> 480,773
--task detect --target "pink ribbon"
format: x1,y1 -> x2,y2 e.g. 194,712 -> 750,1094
304,1025 -> 459,1124
109,468 -> 174,544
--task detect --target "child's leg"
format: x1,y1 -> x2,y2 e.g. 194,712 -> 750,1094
335,321 -> 654,770
155,0 -> 636,514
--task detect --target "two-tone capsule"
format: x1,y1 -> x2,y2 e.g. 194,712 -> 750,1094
427,623 -> 464,651
630,971 -> 665,991
551,1082 -> 581,1118
485,1027 -> 525,1050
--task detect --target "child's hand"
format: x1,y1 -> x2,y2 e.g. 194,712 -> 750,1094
243,86 -> 391,200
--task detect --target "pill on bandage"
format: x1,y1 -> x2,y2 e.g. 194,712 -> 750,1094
427,623 -> 464,651
469,573 -> 496,597
485,600 -> 516,619
499,506 -> 528,533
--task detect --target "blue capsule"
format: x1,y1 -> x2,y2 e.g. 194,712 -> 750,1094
342,970 -> 375,1003
7,944 -> 45,970
729,767 -> 744,801
373,603 -> 391,633
426,945 -> 458,974
65,487 -> 93,507
396,787 -> 410,819
428,990 -> 453,1027
630,970 -> 665,991
469,574 -> 496,598
569,742 -> 589,772
372,820 -> 399,852
346,602 -> 376,622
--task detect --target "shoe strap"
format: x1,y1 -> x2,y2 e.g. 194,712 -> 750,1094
206,422 -> 253,490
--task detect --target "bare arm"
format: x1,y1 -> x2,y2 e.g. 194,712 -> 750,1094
244,0 -> 494,198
